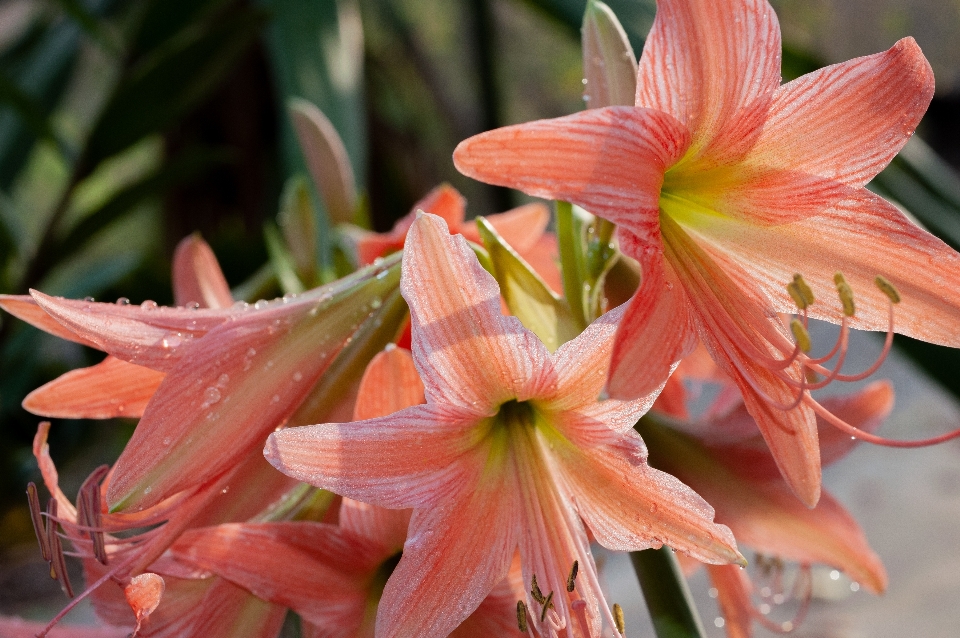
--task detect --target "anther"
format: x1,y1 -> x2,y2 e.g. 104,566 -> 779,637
789,319 -> 811,353
834,272 -> 855,316
46,499 -> 74,598
875,276 -> 900,304
27,483 -> 51,562
613,603 -> 626,635
787,274 -> 815,310
567,560 -> 579,593
540,591 -> 555,623
516,601 -> 528,632
77,465 -> 109,565
530,574 -> 546,604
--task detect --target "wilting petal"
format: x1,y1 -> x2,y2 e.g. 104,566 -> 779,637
173,522 -> 380,630
265,405 -> 483,509
353,346 -> 425,421
125,573 -> 165,628
453,107 -> 689,237
172,235 -> 234,309
24,356 -> 164,419
697,190 -> 960,347
607,236 -> 697,400
556,428 -> 741,565
402,213 -> 552,410
635,0 -> 781,163
745,38 -> 934,187
376,476 -> 518,638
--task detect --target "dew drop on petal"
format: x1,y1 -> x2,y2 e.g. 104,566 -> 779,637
292,372 -> 303,382
201,387 -> 221,407
116,297 -> 130,305
140,300 -> 158,310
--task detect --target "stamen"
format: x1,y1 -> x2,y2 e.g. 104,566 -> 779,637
27,483 -> 51,562
539,591 -> 555,623
834,272 -> 855,317
752,564 -> 812,634
789,319 -> 811,353
810,397 -> 960,447
875,276 -> 900,304
76,465 -> 109,565
787,274 -> 814,310
567,560 -> 579,593
45,499 -> 74,598
613,603 -> 626,635
530,574 -> 546,604
517,600 -> 528,632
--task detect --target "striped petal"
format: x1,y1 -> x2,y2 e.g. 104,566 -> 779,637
172,234 -> 233,309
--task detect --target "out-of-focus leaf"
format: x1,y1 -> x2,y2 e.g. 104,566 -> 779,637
288,98 -> 357,225
260,0 -> 366,188
521,0 -> 655,54
83,8 -> 266,167
476,217 -> 578,352
264,222 -> 306,296
0,69 -> 59,144
582,0 -> 637,108
50,0 -> 118,54
231,263 -> 279,304
131,0 -> 232,54
278,175 -> 319,283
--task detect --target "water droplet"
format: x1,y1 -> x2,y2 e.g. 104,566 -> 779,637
143,487 -> 152,495
188,302 -> 200,310
201,387 -> 221,407
376,269 -> 389,280
830,570 -> 840,580
372,257 -> 384,266
161,333 -> 182,349
265,360 -> 274,370
581,78 -> 587,85
217,373 -> 229,387
850,582 -> 860,592
759,603 -> 770,615
282,293 -> 297,302
84,296 -> 95,302
271,395 -> 280,403
140,300 -> 158,310
221,487 -> 229,494
162,437 -> 171,446
292,371 -> 303,382
116,297 -> 130,305
708,588 -> 718,599
254,300 -> 267,310
714,617 -> 725,628
370,297 -> 382,309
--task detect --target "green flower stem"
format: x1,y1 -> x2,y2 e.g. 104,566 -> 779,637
630,547 -> 707,638
556,200 -> 588,331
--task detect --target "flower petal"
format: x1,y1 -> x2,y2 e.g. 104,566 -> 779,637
353,346 -> 425,421
265,405 -> 483,509
172,234 -> 234,309
0,617 -> 129,637
745,37 -> 934,187
556,427 -> 742,565
0,294 -> 97,347
402,213 -> 552,410
453,107 -> 690,237
695,190 -> 960,347
461,202 -> 550,254
705,564 -> 754,638
607,234 -> 697,400
635,0 -> 781,163
339,498 -> 411,552
23,356 -> 164,419
376,477 -> 518,638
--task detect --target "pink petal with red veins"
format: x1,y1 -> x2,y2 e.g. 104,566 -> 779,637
608,232 -> 697,400
29,291 -> 234,372
547,303 -> 625,410
414,183 -> 467,228
402,213 -> 552,410
746,38 -> 934,187
172,522 -> 380,629
0,294 -> 97,347
353,346 -> 425,421
556,428 -> 742,565
152,577 -> 287,638
376,476 -> 519,638
172,235 -> 233,309
339,498 -> 411,553
661,216 -> 822,506
635,0 -> 781,163
461,202 -> 550,254
453,107 -> 689,238
265,404 -> 484,509
24,356 -> 164,419
452,558 -> 525,638
705,564 -> 754,638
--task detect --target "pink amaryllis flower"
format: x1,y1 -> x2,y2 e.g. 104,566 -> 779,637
452,0 -> 960,506
264,212 -> 742,638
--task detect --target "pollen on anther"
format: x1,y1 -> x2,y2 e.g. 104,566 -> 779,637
516,600 -> 528,632
530,574 -> 546,604
789,319 -> 812,353
567,560 -> 579,592
787,274 -> 815,309
613,602 -> 626,634
834,272 -> 855,317
875,276 -> 901,304
540,591 -> 555,623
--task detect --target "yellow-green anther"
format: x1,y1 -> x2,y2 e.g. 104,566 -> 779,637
834,272 -> 855,317
567,560 -> 579,592
530,574 -> 546,604
875,276 -> 901,304
540,591 -> 555,623
613,603 -> 626,634
786,281 -> 807,310
792,274 -> 815,307
790,318 -> 812,353
517,600 -> 528,632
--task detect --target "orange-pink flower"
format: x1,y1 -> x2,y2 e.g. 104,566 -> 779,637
264,212 -> 742,638
453,0 -> 960,506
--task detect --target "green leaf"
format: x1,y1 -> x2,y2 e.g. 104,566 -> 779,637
476,217 -> 579,352
0,69 -> 60,145
279,175 -> 320,283
630,547 -> 708,638
84,8 -> 266,167
50,0 -> 119,54
582,0 -> 637,108
264,222 -> 306,296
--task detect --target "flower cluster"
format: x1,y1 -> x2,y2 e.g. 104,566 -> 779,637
3,0 -> 960,637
